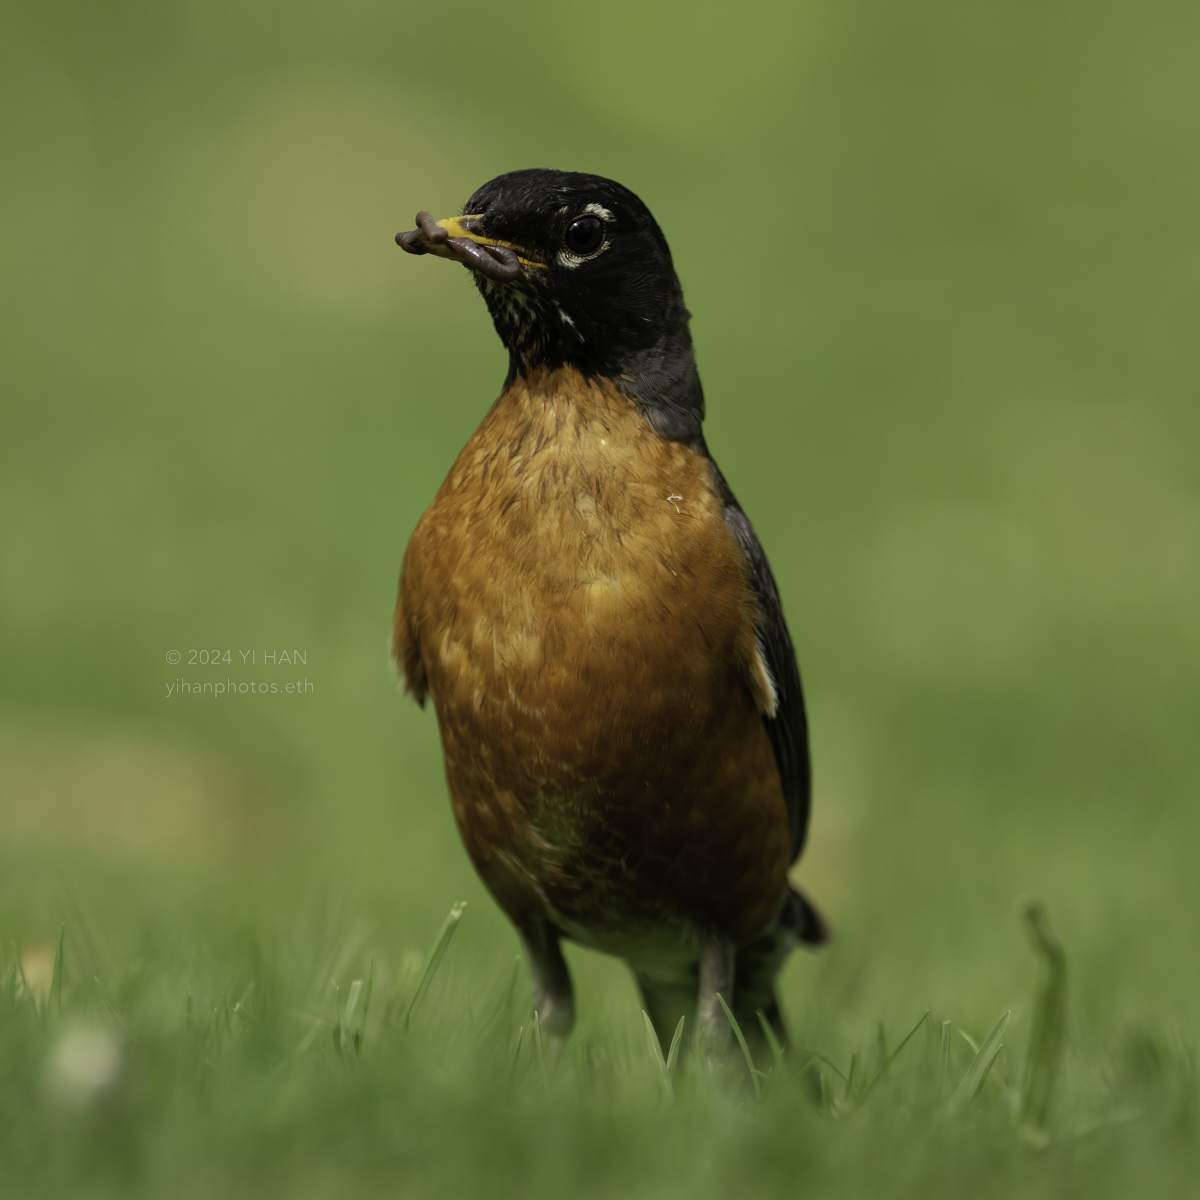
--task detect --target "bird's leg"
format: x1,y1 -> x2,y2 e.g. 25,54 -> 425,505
517,918 -> 575,1053
695,935 -> 737,1059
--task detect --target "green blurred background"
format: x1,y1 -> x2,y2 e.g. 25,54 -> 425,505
2,0 -> 1198,1046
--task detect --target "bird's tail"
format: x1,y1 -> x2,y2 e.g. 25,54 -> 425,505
732,884 -> 830,1051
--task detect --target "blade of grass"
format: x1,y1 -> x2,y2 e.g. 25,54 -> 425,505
717,994 -> 761,1101
845,1050 -> 859,1104
951,1011 -> 1010,1112
296,1020 -> 326,1054
331,981 -> 344,1053
362,954 -> 376,1020
503,957 -> 521,1032
533,1011 -> 549,1086
404,901 -> 467,1032
756,1010 -> 785,1070
642,1011 -> 672,1099
229,982 -> 256,1029
50,924 -> 64,1014
93,976 -> 132,1042
861,1009 -> 930,1102
960,1029 -> 981,1055
940,1021 -> 952,1099
796,1047 -> 848,1084
1019,901 -> 1067,1132
15,949 -> 31,1008
665,1015 -> 686,1078
353,953 -> 375,1055
345,979 -> 363,1025
3,952 -> 16,1004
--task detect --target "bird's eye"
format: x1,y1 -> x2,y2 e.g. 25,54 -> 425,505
565,216 -> 604,255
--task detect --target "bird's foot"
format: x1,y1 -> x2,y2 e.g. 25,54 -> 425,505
695,936 -> 737,1064
519,918 -> 576,1067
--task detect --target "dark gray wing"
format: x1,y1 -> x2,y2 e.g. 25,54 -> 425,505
706,457 -> 812,863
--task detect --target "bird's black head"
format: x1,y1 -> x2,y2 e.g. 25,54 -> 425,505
397,169 -> 705,443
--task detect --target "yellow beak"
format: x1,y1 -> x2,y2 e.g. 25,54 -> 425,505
416,214 -> 544,269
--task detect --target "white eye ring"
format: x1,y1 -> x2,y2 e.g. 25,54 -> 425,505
557,203 -> 615,269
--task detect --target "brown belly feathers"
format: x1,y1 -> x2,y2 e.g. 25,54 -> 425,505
393,366 -> 789,949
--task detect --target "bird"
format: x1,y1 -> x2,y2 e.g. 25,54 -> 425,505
391,169 -> 826,1059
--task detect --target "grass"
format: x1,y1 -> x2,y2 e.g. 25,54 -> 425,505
3,0 -> 1199,1193
2,897 -> 1197,1199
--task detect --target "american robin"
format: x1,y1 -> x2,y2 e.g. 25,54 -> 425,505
392,169 -> 826,1057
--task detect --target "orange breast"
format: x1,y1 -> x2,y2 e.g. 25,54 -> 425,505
394,366 -> 789,948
